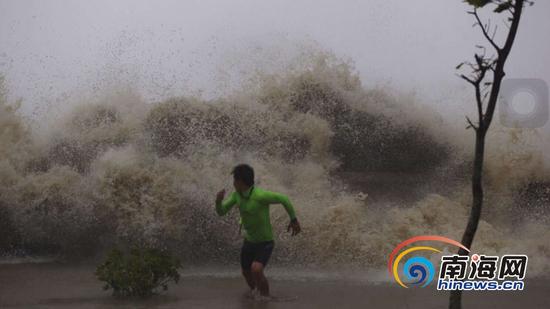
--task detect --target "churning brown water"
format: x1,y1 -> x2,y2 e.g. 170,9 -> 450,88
0,52 -> 549,307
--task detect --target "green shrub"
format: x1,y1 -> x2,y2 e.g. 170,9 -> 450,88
95,248 -> 181,297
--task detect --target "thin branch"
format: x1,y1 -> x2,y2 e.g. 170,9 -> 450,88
461,74 -> 476,85
466,116 -> 478,131
471,9 -> 501,52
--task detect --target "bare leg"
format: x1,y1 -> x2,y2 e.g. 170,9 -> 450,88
250,261 -> 270,297
241,269 -> 256,291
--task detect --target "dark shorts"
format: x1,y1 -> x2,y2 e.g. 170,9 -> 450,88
240,239 -> 274,271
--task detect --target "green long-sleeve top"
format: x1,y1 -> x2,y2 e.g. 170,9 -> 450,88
215,186 -> 296,243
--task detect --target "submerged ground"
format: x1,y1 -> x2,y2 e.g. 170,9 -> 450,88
0,262 -> 548,309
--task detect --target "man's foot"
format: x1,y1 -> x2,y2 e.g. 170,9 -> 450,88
244,289 -> 273,301
255,294 -> 272,302
244,288 -> 258,299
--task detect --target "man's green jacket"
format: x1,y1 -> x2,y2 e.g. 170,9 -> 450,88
216,186 -> 296,243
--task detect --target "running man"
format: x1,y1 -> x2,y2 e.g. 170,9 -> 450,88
215,164 -> 301,297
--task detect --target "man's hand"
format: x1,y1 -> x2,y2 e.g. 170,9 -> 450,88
287,218 -> 301,236
216,189 -> 226,204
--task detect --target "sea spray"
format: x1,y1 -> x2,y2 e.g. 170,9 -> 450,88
0,56 -> 548,277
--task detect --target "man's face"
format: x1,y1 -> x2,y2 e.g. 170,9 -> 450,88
233,178 -> 246,192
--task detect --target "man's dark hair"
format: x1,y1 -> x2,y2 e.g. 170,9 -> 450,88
231,164 -> 254,187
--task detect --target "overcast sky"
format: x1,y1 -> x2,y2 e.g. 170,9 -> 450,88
1,0 -> 549,118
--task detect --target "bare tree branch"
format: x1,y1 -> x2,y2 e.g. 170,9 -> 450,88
460,74 -> 476,85
466,116 -> 478,130
471,9 -> 501,52
482,0 -> 525,129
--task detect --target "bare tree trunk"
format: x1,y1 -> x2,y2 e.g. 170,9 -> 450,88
463,129 -> 487,251
449,129 -> 486,309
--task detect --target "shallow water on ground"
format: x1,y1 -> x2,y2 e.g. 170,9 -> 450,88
0,262 -> 548,308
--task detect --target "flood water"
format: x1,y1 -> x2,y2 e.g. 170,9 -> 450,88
0,262 -> 548,309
